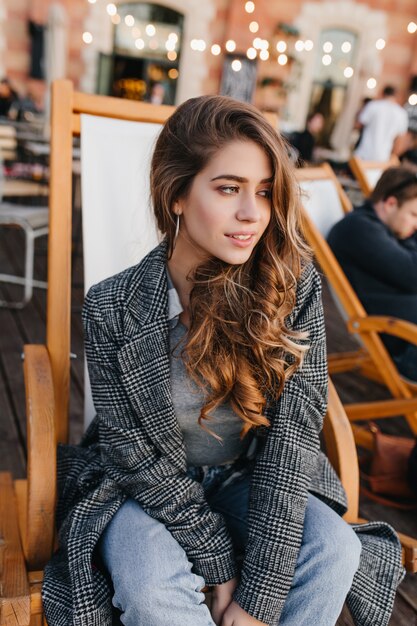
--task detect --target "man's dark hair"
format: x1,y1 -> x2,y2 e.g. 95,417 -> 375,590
382,85 -> 396,97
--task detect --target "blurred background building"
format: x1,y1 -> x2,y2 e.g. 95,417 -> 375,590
0,0 -> 416,157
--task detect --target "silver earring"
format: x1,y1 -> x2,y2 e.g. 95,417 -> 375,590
174,214 -> 180,242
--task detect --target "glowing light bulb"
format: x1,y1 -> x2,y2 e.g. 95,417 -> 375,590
245,1 -> 255,14
295,40 -> 304,52
407,21 -> 417,34
125,15 -> 135,27
211,44 -> 221,56
375,38 -> 385,50
246,47 -> 257,60
106,3 -> 117,16
344,66 -> 354,78
276,41 -> 287,53
278,54 -> 288,65
249,21 -> 259,33
367,78 -> 377,89
82,31 -> 93,44
146,24 -> 156,37
322,54 -> 332,66
226,39 -> 236,52
341,41 -> 351,53
231,59 -> 242,71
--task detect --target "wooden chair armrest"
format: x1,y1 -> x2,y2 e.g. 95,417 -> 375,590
22,345 -> 56,570
323,379 -> 359,522
0,473 -> 30,626
348,315 -> 417,345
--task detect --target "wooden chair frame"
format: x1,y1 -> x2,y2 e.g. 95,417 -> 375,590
349,155 -> 400,197
1,82 -> 416,626
296,164 -> 417,448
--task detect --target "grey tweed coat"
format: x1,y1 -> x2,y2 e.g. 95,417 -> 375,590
42,240 -> 403,626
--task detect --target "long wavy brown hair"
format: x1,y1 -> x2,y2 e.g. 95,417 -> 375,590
151,96 -> 311,437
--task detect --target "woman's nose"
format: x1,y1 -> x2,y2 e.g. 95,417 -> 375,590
236,193 -> 260,222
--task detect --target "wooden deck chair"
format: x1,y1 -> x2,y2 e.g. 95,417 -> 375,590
1,81 -> 416,626
349,154 -> 400,197
296,164 -> 417,447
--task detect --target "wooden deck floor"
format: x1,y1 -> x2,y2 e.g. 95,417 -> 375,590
0,221 -> 416,625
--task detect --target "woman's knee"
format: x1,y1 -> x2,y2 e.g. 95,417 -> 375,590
303,495 -> 361,579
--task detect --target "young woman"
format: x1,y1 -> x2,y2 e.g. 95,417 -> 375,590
43,96 -> 403,626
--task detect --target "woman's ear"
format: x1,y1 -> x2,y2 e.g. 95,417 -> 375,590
173,199 -> 183,216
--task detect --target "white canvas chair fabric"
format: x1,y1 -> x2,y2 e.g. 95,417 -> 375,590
80,114 -> 162,425
298,178 -> 345,239
362,167 -> 383,192
298,176 -> 362,346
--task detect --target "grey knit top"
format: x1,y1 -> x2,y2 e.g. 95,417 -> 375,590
167,271 -> 246,466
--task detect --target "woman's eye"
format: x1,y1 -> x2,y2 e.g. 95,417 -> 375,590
258,188 -> 272,198
220,185 -> 239,194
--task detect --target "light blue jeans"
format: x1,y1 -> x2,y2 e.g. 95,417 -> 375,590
100,472 -> 361,626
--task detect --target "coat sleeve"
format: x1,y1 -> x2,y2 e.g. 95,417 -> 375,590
82,286 -> 237,585
233,263 -> 328,625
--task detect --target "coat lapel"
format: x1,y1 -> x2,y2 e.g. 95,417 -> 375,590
117,240 -> 186,460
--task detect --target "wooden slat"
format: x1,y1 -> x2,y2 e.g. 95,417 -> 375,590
324,380 -> 359,522
2,181 -> 48,198
46,80 -> 74,445
0,473 -> 30,626
345,397 -> 417,422
23,346 -> 56,570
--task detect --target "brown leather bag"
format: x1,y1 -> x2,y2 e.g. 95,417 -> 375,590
360,423 -> 417,509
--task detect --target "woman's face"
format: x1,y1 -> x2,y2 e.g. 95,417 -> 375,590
172,140 -> 273,268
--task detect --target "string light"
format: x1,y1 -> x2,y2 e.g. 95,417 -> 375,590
276,41 -> 287,53
87,0 -> 97,4
146,24 -> 156,36
167,51 -> 177,61
341,41 -> 351,53
375,38 -> 386,50
165,40 -> 176,51
409,93 -> 417,105
190,39 -> 206,52
304,40 -> 313,51
367,78 -> 377,89
135,38 -> 145,50
322,54 -> 332,66
253,37 -> 262,49
295,40 -> 304,52
168,33 -> 178,43
168,69 -> 179,79
323,41 -> 333,53
125,15 -> 135,27
82,31 -> 93,44
231,59 -> 242,71
249,21 -> 259,33
259,49 -> 269,60
344,66 -> 354,78
225,39 -> 236,52
211,44 -> 221,55
106,3 -> 117,16
246,47 -> 257,59
245,2 -> 255,14
277,54 -> 288,65
407,22 -> 417,34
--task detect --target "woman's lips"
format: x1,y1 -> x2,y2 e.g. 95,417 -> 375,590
225,233 -> 256,247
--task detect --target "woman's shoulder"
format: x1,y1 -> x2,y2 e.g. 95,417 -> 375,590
286,261 -> 322,327
83,241 -> 168,321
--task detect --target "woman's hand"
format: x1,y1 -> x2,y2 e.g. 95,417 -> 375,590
211,577 -> 238,625
221,600 -> 267,626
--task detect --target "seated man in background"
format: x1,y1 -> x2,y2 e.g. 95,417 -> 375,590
286,112 -> 324,166
327,167 -> 417,381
